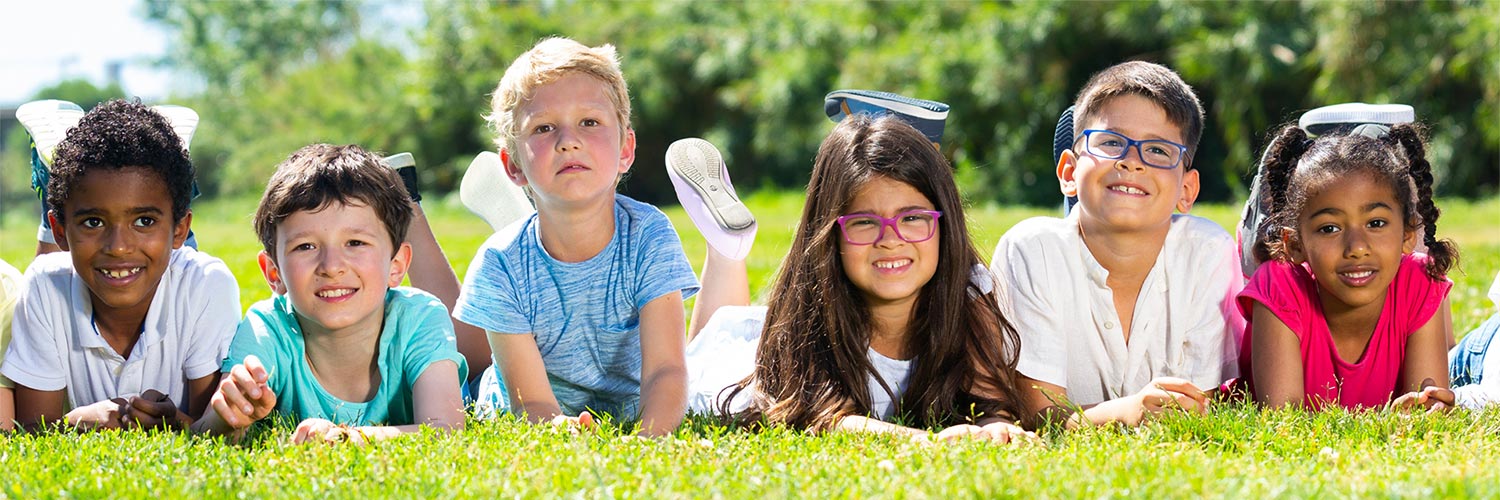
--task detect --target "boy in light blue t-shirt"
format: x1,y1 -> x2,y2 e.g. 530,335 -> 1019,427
454,37 -> 698,436
193,144 -> 467,444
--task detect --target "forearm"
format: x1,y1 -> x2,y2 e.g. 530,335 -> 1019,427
189,409 -> 250,442
637,365 -> 687,436
353,420 -> 465,442
834,415 -> 924,437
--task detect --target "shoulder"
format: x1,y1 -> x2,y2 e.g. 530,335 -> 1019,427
616,195 -> 674,230
1168,214 -> 1234,246
478,214 -> 537,256
1000,216 -> 1074,245
17,252 -> 74,298
165,247 -> 237,286
385,287 -> 448,318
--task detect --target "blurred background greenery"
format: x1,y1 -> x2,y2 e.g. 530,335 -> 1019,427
1,0 -> 1495,212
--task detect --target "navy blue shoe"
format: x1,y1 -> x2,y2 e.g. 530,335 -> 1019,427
1055,106 -> 1077,216
824,90 -> 950,146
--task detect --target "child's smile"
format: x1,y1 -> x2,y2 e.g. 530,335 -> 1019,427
1293,172 -> 1416,317
264,201 -> 411,338
54,166 -> 188,323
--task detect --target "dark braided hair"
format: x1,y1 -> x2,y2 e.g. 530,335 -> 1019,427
1253,122 -> 1457,280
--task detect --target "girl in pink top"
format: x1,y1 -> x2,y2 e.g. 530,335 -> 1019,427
1239,122 -> 1457,410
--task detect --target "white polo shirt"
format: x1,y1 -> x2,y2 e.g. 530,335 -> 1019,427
991,212 -> 1243,406
1,247 -> 240,411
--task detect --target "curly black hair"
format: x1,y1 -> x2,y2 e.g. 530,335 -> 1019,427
47,99 -> 194,224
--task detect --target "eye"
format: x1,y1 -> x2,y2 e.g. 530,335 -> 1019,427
1144,144 -> 1170,156
133,216 -> 157,228
532,124 -> 554,134
293,242 -> 315,251
1368,219 -> 1388,229
1316,224 -> 1340,235
81,217 -> 104,229
1098,138 -> 1125,148
581,118 -> 600,127
900,213 -> 929,223
847,217 -> 879,227
346,239 -> 368,247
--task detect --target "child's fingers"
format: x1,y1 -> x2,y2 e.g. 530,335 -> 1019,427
230,364 -> 263,401
1150,378 -> 1209,406
244,355 -> 269,383
218,376 -> 256,417
1422,386 -> 1456,407
577,411 -> 595,428
210,395 -> 250,428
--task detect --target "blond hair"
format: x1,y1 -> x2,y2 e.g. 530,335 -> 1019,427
487,37 -> 632,152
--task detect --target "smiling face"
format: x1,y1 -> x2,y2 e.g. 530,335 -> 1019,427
52,167 -> 190,323
1060,94 -> 1200,236
838,176 -> 941,312
501,72 -> 636,210
260,201 -> 412,338
1290,172 -> 1416,316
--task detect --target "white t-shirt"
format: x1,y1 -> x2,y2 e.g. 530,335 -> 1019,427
1,247 -> 240,411
991,212 -> 1243,406
685,306 -> 914,420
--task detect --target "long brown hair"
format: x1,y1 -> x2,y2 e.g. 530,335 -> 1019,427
722,114 -> 1024,431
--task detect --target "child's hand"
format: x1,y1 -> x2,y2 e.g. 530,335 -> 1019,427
211,355 -> 276,429
1127,377 -> 1209,425
122,390 -> 191,430
1391,378 -> 1456,414
291,418 -> 370,445
549,411 -> 595,433
978,421 -> 1041,446
63,398 -> 131,430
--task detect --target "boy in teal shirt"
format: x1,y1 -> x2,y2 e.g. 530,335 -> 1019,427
194,144 -> 467,444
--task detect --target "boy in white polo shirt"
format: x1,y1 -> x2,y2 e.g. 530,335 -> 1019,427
991,62 -> 1242,429
1,100 -> 239,431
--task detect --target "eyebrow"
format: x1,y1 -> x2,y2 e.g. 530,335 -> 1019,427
847,205 -> 933,215
69,206 -> 165,218
1308,201 -> 1394,219
282,225 -> 382,242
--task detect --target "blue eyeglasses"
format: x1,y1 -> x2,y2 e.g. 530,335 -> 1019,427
1077,129 -> 1189,169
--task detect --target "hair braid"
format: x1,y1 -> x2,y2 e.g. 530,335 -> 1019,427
1255,125 -> 1310,263
1388,124 -> 1457,279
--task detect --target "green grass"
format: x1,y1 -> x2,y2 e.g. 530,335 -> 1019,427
2,192 -> 1499,498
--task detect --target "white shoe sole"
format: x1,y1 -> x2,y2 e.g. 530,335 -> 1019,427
461,152 -> 534,233
666,138 -> 755,231
151,105 -> 200,150
16,100 -> 85,166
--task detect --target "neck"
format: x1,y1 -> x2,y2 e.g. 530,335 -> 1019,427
1318,287 -> 1386,339
1078,217 -> 1169,279
90,296 -> 151,358
866,299 -> 914,360
535,196 -> 617,263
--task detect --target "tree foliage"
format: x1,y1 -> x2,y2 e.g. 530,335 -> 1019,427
133,0 -> 1497,206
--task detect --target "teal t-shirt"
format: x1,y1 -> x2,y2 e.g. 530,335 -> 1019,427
224,287 -> 468,426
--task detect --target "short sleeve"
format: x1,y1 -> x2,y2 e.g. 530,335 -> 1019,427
182,262 -> 241,380
1238,260 -> 1314,340
632,210 -> 699,310
0,260 -> 22,389
1,267 -> 66,391
990,224 -> 1068,387
397,291 -> 469,385
1394,253 -> 1452,333
454,236 -> 532,335
223,302 -> 292,398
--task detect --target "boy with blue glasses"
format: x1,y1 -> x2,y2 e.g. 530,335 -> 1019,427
990,61 -> 1243,429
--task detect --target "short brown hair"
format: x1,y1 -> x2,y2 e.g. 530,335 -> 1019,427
253,144 -> 412,258
1073,61 -> 1205,167
487,37 -> 632,153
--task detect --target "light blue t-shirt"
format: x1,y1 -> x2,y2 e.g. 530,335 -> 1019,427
224,287 -> 468,426
454,195 -> 700,418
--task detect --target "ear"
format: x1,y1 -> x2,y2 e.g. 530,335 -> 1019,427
257,251 -> 288,295
499,147 -> 528,187
1056,149 -> 1079,197
617,128 -> 637,174
47,210 -> 69,251
1281,227 -> 1306,264
1402,225 -> 1419,254
171,211 -> 193,249
1176,168 -> 1201,213
386,242 -> 413,288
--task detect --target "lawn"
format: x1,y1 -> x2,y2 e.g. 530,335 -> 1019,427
1,192 -> 1498,498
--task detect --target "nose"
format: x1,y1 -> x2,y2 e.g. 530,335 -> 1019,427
1344,227 -> 1372,259
316,248 -> 348,277
873,220 -> 904,248
1114,146 -> 1148,171
555,125 -> 581,152
102,224 -> 134,256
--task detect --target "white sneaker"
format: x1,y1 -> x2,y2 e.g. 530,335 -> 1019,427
1298,103 -> 1413,137
17,99 -> 85,167
666,138 -> 756,260
151,105 -> 200,150
460,151 -> 534,233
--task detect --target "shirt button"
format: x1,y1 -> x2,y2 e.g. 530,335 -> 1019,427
1105,321 -> 1115,329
